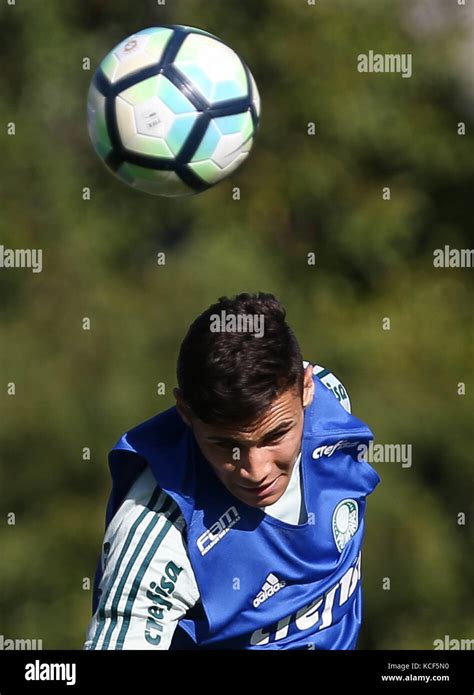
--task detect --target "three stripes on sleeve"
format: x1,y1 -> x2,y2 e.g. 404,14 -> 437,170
84,466 -> 199,650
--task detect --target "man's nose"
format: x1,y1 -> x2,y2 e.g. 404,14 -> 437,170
238,447 -> 272,483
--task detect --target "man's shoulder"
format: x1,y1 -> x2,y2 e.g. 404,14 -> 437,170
106,465 -> 187,547
304,361 -> 352,414
119,406 -> 184,447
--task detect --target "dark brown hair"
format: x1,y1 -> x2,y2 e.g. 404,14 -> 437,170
176,292 -> 304,425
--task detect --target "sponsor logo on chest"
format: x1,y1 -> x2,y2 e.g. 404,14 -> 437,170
196,506 -> 240,556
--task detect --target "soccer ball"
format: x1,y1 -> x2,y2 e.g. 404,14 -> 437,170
87,25 -> 261,197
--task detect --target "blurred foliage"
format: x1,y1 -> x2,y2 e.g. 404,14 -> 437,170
0,0 -> 472,649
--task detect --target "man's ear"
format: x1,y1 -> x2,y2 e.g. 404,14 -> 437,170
302,364 -> 315,409
173,387 -> 192,427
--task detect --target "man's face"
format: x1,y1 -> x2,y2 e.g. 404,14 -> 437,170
174,365 -> 315,508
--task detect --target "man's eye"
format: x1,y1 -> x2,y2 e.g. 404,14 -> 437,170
214,432 -> 288,450
261,434 -> 286,447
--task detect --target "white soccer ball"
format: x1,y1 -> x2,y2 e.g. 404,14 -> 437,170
87,25 -> 261,197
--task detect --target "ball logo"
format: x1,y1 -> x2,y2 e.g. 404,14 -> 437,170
332,499 -> 358,552
123,39 -> 138,53
143,110 -> 164,135
145,111 -> 161,128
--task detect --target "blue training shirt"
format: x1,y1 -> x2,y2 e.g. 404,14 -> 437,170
92,371 -> 380,649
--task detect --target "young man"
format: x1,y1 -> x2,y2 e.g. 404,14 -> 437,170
84,292 -> 380,650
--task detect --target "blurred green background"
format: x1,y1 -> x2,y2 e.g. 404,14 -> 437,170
0,0 -> 472,649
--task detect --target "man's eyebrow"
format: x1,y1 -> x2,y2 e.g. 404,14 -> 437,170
206,420 -> 295,445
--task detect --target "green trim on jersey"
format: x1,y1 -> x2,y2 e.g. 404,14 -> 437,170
91,486 -> 166,649
116,507 -> 182,648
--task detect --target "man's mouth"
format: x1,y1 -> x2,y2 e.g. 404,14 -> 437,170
238,475 -> 282,498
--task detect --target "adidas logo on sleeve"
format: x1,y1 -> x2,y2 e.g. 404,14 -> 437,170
253,573 -> 286,608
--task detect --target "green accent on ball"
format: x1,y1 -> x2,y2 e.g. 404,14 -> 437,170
240,116 -> 254,149
132,135 -> 173,158
117,163 -> 193,197
187,159 -> 222,184
180,26 -> 217,38
120,75 -> 160,106
118,162 -> 166,183
100,52 -> 120,82
95,112 -> 111,151
87,85 -> 112,158
94,137 -> 112,160
116,162 -> 135,184
144,28 -> 174,58
242,112 -> 254,141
